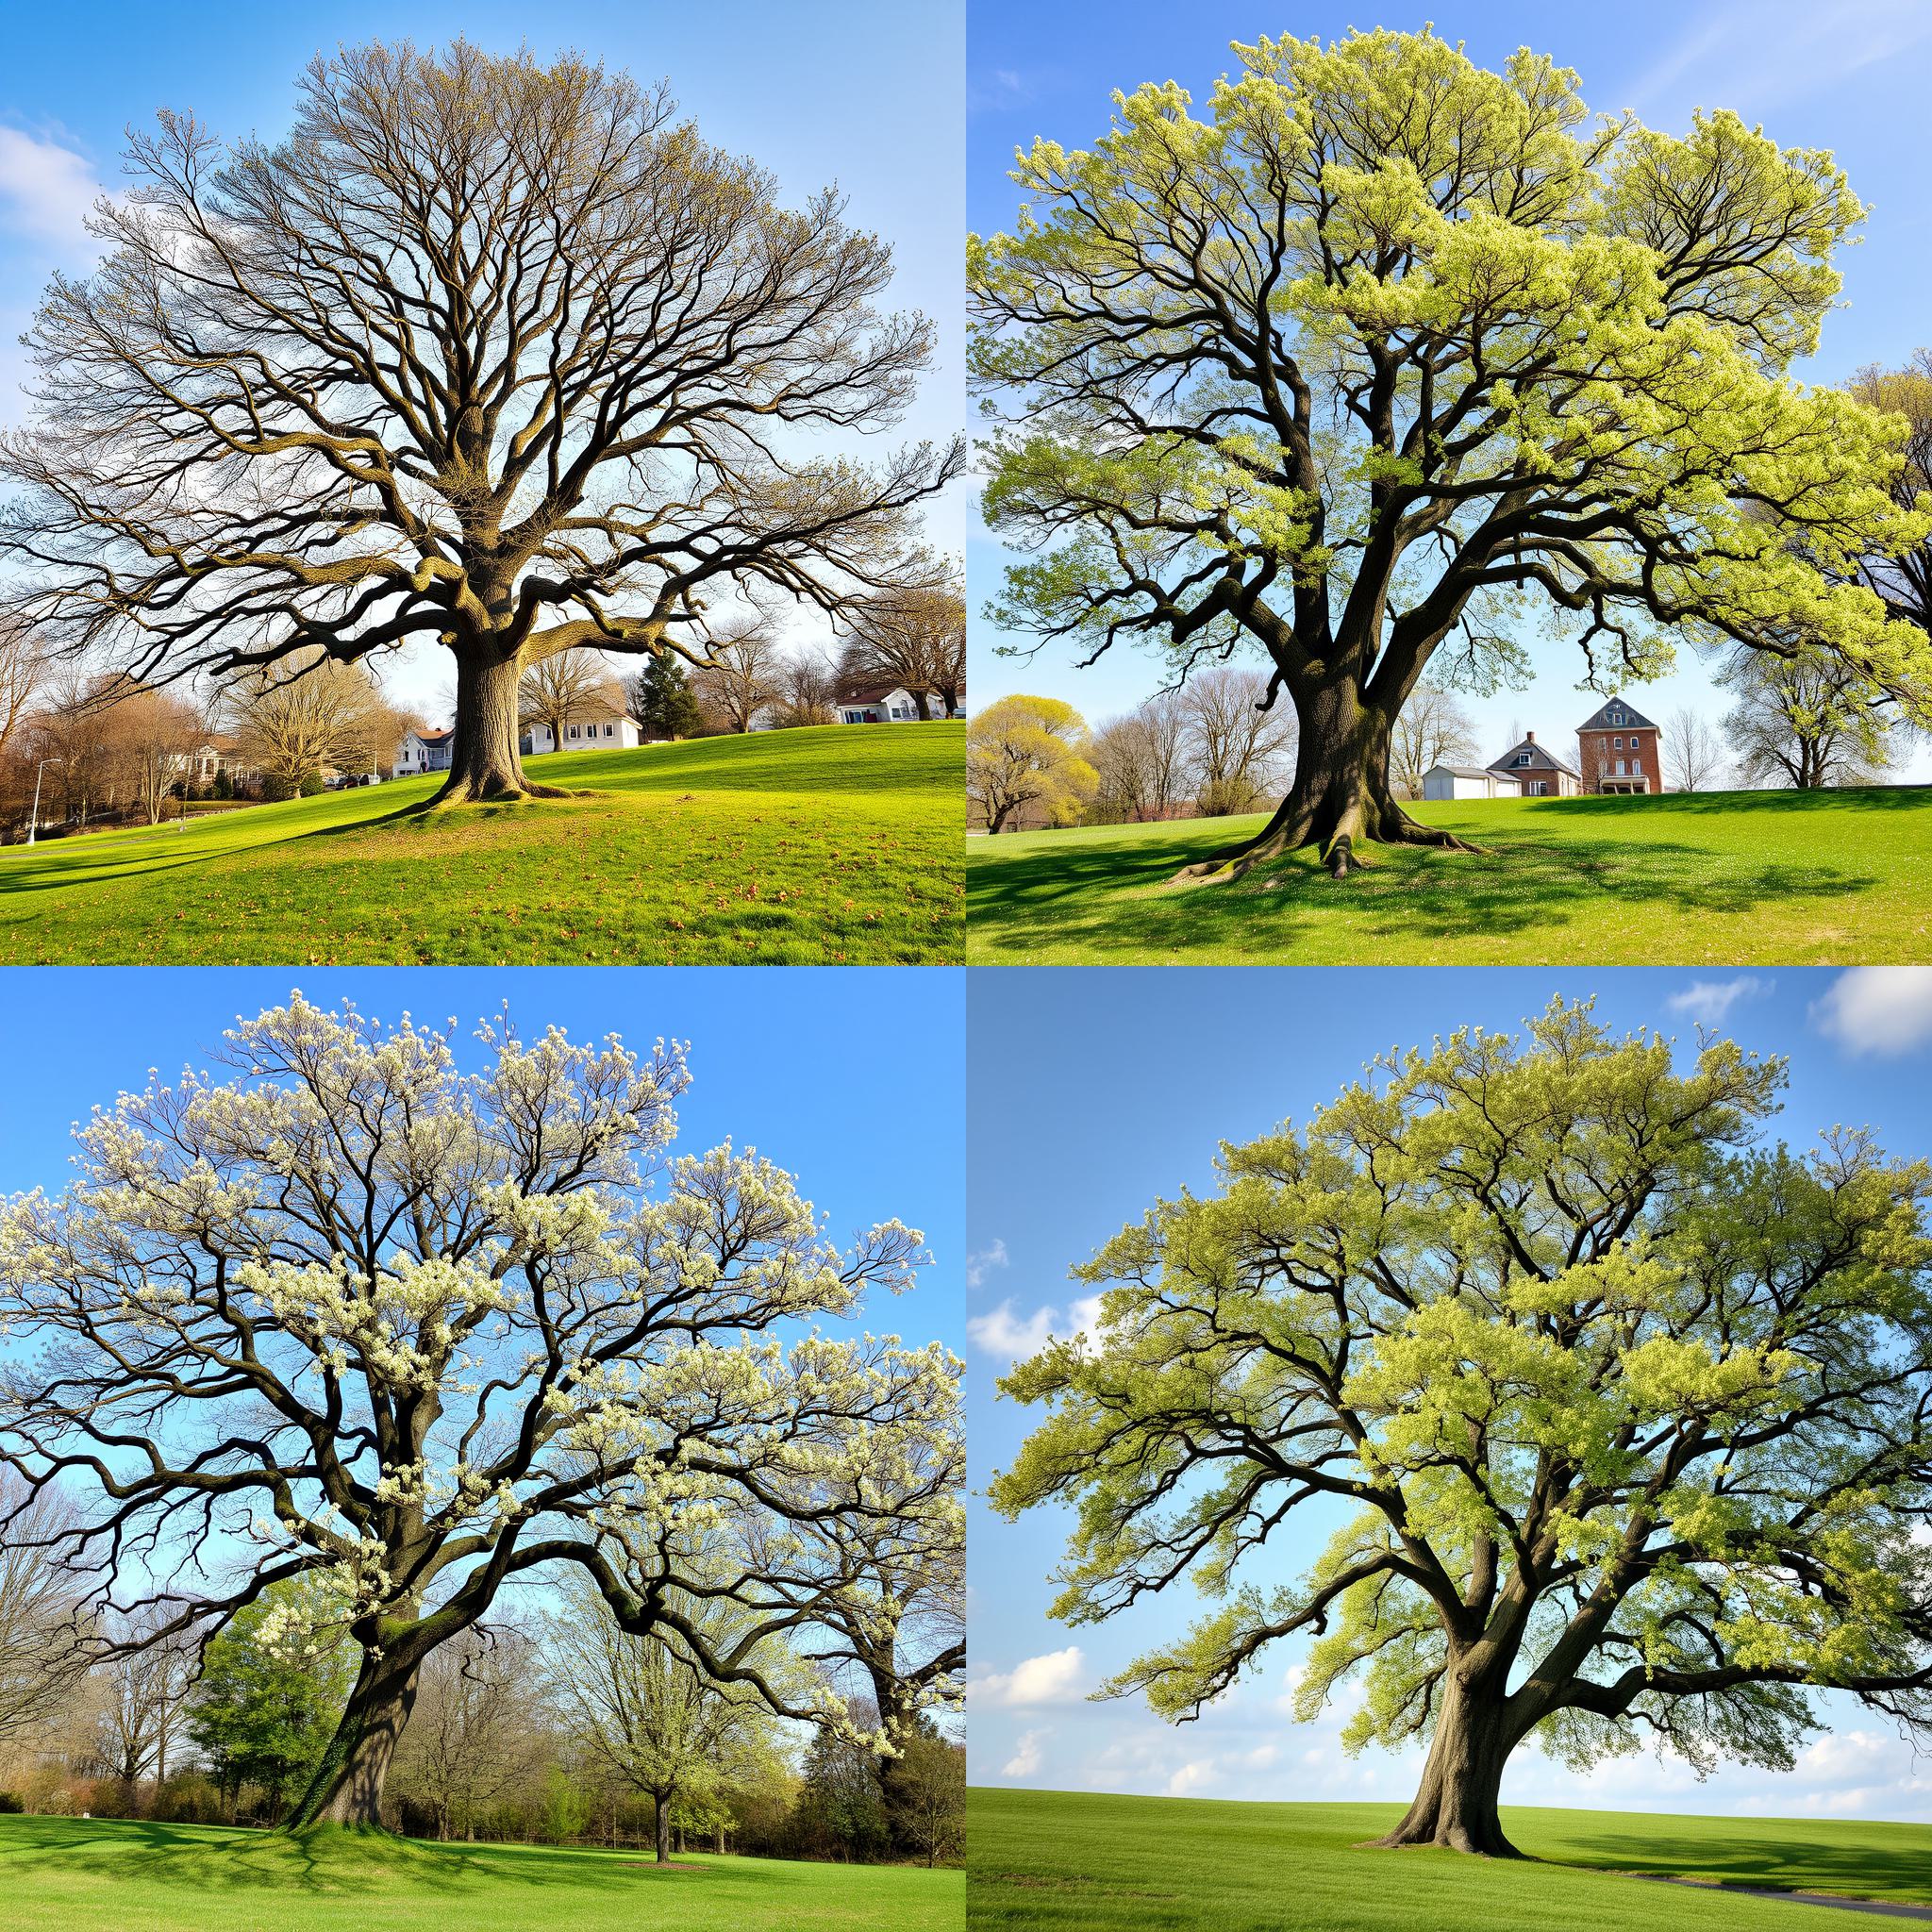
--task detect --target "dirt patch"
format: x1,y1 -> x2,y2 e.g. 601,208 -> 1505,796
620,1859 -> 709,1873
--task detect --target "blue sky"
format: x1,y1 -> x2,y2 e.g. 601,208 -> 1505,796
0,966 -> 965,1356
967,0 -> 1932,781
966,965 -> 1932,1822
0,0 -> 963,712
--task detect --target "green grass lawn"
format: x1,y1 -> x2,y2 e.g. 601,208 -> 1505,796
0,1815 -> 959,1932
0,724 -> 963,965
966,785 -> 1932,964
968,1787 -> 1932,1930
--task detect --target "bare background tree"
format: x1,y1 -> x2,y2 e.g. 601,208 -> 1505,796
693,615 -> 787,733
840,572 -> 967,719
1664,705 -> 1729,791
225,652 -> 401,795
0,1477 -> 89,1751
391,1628 -> 546,1842
1176,668 -> 1296,819
0,41 -> 958,804
1389,677 -> 1481,800
518,651 -> 612,758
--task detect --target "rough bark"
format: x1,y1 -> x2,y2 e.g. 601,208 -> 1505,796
1370,1670 -> 1519,1857
434,648 -> 567,804
1174,665 -> 1478,883
285,1652 -> 423,1829
655,1791 -> 672,1863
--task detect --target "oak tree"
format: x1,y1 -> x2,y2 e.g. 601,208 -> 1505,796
970,29 -> 1932,877
992,1001 -> 1932,1856
0,41 -> 958,805
0,995 -> 955,1828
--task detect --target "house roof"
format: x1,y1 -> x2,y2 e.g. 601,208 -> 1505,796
1429,764 -> 1507,781
1487,737 -> 1579,778
1576,697 -> 1657,733
832,677 -> 911,706
412,726 -> 454,745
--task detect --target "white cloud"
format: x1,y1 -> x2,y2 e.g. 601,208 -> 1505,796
1666,975 -> 1770,1025
965,1238 -> 1008,1290
972,1646 -> 1089,1708
1811,968 -> 1932,1057
1003,1728 -> 1047,1777
1166,1759 -> 1219,1797
0,126 -> 100,247
967,1292 -> 1104,1360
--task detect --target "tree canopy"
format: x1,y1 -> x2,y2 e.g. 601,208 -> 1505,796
970,28 -> 1932,876
0,41 -> 959,803
991,1000 -> 1932,1854
0,995 -> 960,1827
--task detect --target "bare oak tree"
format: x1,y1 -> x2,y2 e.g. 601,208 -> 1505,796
0,42 -> 958,805
0,995 -> 955,1828
225,652 -> 396,794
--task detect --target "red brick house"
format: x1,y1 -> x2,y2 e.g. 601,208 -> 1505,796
1485,732 -> 1581,797
1575,699 -> 1659,794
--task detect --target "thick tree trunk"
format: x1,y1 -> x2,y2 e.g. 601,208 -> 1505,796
655,1792 -> 672,1863
1174,667 -> 1479,883
433,648 -> 565,804
284,1652 -> 423,1829
1371,1674 -> 1518,1857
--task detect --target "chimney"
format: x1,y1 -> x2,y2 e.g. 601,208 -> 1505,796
1525,731 -> 1536,742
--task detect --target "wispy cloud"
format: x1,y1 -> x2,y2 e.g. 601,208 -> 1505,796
1666,975 -> 1771,1026
1622,0 -> 1932,117
973,1646 -> 1089,1709
967,1292 -> 1103,1360
965,1238 -> 1008,1290
1002,1728 -> 1048,1776
1811,967 -> 1932,1057
0,125 -> 101,249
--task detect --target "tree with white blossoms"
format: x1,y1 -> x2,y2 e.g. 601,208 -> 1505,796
0,994 -> 957,1829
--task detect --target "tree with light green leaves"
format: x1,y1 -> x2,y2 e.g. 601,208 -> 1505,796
991,1000 -> 1932,1856
970,28 -> 1932,879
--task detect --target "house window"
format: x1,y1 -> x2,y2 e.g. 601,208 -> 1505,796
1514,754 -> 1530,766
1631,757 -> 1641,773
1613,736 -> 1623,749
605,724 -> 614,736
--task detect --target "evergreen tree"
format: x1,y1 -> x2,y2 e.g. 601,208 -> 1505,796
628,654 -> 705,740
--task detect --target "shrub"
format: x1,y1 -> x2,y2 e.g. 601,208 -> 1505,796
0,1791 -> 22,1814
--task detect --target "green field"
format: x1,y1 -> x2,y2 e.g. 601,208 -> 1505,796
966,786 -> 1932,964
968,1787 -> 1932,1930
0,1815 -> 960,1932
0,724 -> 963,965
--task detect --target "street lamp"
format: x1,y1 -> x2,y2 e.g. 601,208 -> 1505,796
25,756 -> 63,846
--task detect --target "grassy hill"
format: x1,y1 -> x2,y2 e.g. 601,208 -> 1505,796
968,1787 -> 1932,1930
967,785 -> 1932,965
0,724 -> 963,965
0,1814 -> 958,1932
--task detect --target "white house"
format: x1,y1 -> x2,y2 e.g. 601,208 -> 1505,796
521,712 -> 641,754
829,676 -> 961,725
395,726 -> 454,774
1422,763 -> 1520,802
1486,731 -> 1581,797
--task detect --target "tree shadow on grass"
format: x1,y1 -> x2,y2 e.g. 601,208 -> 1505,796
967,810 -> 1890,961
0,1818 -> 794,1897
1553,1825 -> 1932,1905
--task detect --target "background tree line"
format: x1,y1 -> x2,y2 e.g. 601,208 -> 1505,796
0,1505 -> 960,1866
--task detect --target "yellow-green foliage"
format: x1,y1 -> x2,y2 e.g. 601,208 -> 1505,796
972,27 -> 1932,725
990,999 -> 1932,1776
